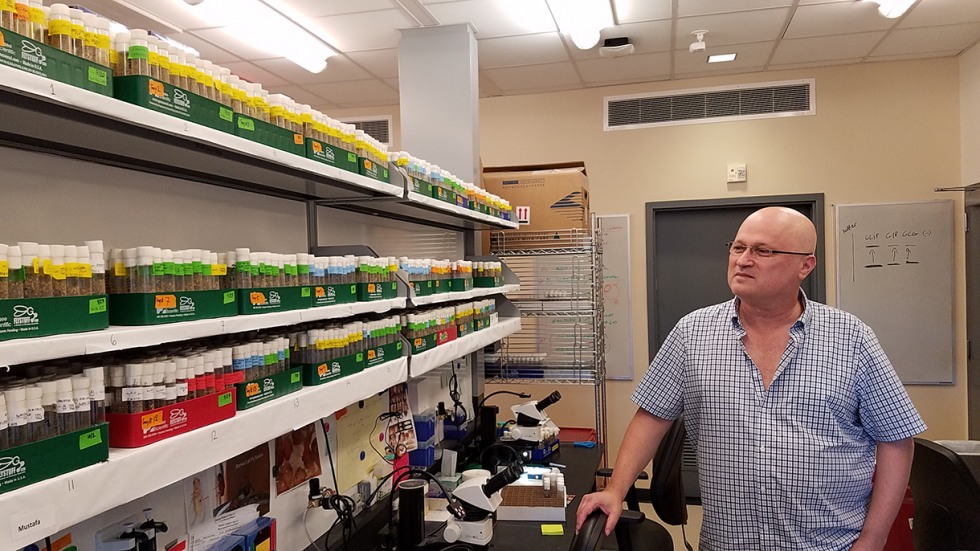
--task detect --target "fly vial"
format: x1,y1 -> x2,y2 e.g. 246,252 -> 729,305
85,366 -> 107,424
55,377 -> 77,434
71,376 -> 92,429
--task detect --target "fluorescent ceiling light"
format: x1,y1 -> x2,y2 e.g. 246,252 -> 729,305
547,0 -> 615,50
708,53 -> 737,63
183,0 -> 336,73
861,0 -> 916,18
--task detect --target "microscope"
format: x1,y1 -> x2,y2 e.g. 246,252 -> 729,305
501,390 -> 561,445
442,463 -> 523,547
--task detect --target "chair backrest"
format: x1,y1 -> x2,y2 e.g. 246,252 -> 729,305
649,416 -> 688,527
570,510 -> 608,551
909,438 -> 980,551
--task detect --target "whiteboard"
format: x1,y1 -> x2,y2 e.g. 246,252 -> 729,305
598,215 -> 634,380
835,201 -> 955,384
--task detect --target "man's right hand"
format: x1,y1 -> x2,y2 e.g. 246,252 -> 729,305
575,490 -> 623,536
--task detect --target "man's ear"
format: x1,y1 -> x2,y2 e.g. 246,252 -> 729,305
800,255 -> 817,280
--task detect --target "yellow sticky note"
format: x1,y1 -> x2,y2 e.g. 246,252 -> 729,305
541,524 -> 564,536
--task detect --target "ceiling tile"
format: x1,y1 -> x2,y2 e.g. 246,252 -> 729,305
483,62 -> 582,93
678,0 -> 794,18
191,28 -> 284,62
873,23 -> 980,56
254,56 -> 374,85
220,61 -> 290,87
576,52 -> 671,84
676,8 -> 790,48
767,58 -> 861,71
613,0 -> 671,23
772,32 -> 886,64
264,84 -> 335,111
164,32 -> 241,64
274,0 -> 398,18
867,50 -> 962,62
426,0 -> 557,39
304,79 -> 401,107
785,1 -> 896,38
347,49 -> 402,79
479,33 -> 570,68
674,40 -> 775,74
900,0 -> 980,28
108,0 -> 216,33
315,9 -> 419,52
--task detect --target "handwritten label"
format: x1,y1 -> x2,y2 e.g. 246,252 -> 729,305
88,67 -> 108,87
312,141 -> 323,153
223,291 -> 235,304
218,392 -> 233,407
291,372 -> 301,384
293,133 -> 303,145
141,411 -> 164,431
89,297 -> 107,314
249,292 -> 266,305
301,287 -> 311,298
155,294 -> 177,309
219,106 -> 233,122
79,427 -> 103,449
237,117 -> 255,131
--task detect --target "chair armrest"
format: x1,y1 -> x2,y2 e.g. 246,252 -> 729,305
617,510 -> 646,525
596,468 -> 649,480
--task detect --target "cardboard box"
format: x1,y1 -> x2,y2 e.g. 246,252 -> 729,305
482,162 -> 590,231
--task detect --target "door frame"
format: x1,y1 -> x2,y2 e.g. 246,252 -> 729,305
645,194 -> 826,363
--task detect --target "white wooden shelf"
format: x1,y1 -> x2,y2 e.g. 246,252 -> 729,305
0,357 -> 408,551
406,284 -> 520,306
409,317 -> 522,378
0,298 -> 407,367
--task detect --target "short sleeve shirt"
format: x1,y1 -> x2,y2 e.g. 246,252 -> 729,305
632,293 -> 926,551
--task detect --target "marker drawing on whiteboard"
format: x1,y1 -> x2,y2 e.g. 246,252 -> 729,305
905,245 -> 918,264
864,245 -> 883,268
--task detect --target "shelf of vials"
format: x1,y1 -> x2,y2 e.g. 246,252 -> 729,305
0,356 -> 408,550
408,317 -> 521,378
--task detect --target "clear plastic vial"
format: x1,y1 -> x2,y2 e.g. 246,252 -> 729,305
122,363 -> 144,414
25,386 -> 45,444
85,241 -> 106,295
0,394 -> 9,451
5,387 -> 32,447
71,376 -> 92,429
55,377 -> 77,434
45,4 -> 72,54
85,366 -> 106,424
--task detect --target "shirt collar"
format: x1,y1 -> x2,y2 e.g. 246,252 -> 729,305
729,289 -> 810,331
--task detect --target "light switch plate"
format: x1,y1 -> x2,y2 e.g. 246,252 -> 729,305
727,163 -> 747,183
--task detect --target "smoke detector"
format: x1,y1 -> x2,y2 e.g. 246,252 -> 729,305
599,37 -> 635,58
689,30 -> 707,53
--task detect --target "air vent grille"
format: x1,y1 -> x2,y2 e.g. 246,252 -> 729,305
606,79 -> 814,130
344,117 -> 391,145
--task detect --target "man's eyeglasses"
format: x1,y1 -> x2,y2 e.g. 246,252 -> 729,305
726,241 -> 812,258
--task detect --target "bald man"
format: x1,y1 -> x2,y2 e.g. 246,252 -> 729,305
577,207 -> 925,551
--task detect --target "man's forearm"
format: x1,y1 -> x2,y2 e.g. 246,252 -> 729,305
855,438 -> 915,549
605,409 -> 674,498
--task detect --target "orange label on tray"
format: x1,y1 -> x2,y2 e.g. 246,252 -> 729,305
293,133 -> 303,145
315,286 -> 325,297
148,79 -> 166,97
414,338 -> 423,347
141,410 -> 164,431
368,283 -> 376,293
245,382 -> 260,397
312,141 -> 322,153
367,349 -> 376,360
155,294 -> 177,309
317,363 -> 327,376
249,292 -> 267,305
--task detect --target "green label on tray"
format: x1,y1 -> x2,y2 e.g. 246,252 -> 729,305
219,106 -> 234,122
238,117 -> 255,131
218,392 -> 233,407
89,297 -> 107,314
88,66 -> 107,86
347,152 -> 357,163
223,290 -> 235,304
291,371 -> 301,384
79,428 -> 103,450
301,287 -> 311,298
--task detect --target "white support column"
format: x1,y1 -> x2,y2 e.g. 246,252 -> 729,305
398,23 -> 480,184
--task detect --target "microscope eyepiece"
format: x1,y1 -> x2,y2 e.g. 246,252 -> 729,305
535,390 -> 562,412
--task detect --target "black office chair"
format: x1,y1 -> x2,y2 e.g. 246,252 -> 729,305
908,438 -> 980,551
591,416 -> 691,551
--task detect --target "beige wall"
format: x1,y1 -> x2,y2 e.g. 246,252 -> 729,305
477,58 -> 968,465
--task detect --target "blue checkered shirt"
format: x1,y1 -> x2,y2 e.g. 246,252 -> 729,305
633,294 -> 926,551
